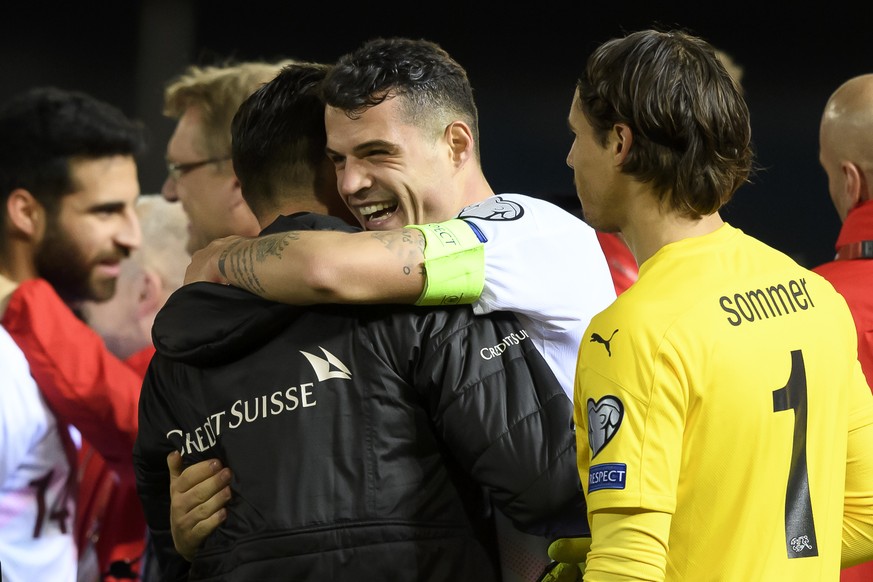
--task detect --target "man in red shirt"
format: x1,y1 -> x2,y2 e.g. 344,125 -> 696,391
0,87 -> 146,581
813,72 -> 873,582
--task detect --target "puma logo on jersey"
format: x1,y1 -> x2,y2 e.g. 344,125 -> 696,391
588,395 -> 623,458
590,329 -> 618,356
300,347 -> 352,381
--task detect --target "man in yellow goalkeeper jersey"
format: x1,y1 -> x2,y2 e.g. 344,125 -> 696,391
563,28 -> 873,580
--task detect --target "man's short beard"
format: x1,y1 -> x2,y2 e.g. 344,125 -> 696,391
34,216 -> 116,304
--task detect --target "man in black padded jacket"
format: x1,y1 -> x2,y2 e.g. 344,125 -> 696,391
133,62 -> 588,581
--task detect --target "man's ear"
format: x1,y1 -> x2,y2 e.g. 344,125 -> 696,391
843,161 -> 867,207
135,269 -> 164,320
229,173 -> 247,206
444,121 -> 475,167
613,123 -> 634,165
6,188 -> 45,239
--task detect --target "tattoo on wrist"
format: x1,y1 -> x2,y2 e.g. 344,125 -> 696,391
217,251 -> 228,279
216,233 -> 295,297
217,241 -> 242,280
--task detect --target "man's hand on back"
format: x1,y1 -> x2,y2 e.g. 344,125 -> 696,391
184,236 -> 244,285
167,451 -> 233,561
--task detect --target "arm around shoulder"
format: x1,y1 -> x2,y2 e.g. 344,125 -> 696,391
218,228 -> 427,305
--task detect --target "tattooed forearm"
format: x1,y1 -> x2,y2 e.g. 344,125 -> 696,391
255,231 -> 296,262
222,232 -> 296,296
230,242 -> 264,295
371,229 -> 426,278
217,239 -> 244,280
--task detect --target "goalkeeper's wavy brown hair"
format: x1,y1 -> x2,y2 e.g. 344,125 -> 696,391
576,28 -> 754,219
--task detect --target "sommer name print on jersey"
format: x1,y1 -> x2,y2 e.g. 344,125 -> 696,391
719,277 -> 815,327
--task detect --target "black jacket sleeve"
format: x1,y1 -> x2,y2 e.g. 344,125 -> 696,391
406,308 -> 590,539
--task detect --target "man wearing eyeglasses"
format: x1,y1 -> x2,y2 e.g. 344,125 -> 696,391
161,59 -> 299,255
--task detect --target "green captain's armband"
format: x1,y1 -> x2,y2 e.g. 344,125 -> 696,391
405,219 -> 485,306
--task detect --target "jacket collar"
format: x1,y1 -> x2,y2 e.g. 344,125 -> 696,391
835,199 -> 873,251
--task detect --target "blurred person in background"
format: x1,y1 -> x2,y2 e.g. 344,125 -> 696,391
161,58 -> 355,254
0,86 -> 146,582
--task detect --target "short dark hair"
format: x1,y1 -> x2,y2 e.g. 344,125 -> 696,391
231,62 -> 333,218
576,29 -> 753,217
322,37 -> 481,159
0,86 -> 147,215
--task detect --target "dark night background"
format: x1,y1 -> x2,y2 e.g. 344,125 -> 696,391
3,1 -> 870,268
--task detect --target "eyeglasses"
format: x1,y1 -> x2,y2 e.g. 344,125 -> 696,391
166,156 -> 231,181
